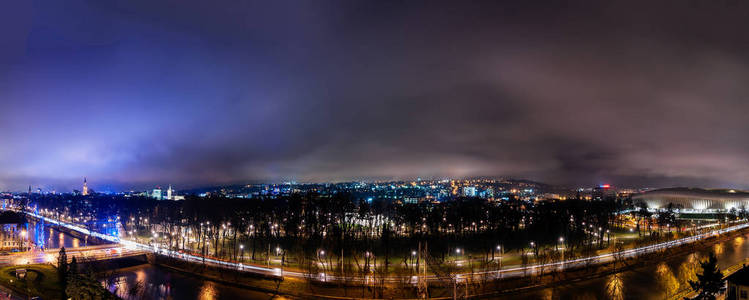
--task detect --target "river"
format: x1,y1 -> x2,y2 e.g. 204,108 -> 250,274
23,218 -> 280,299
504,234 -> 748,299
25,218 -> 101,249
102,264 -> 282,300
98,233 -> 749,300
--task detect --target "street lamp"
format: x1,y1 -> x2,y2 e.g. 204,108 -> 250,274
530,241 -> 536,256
496,245 -> 503,278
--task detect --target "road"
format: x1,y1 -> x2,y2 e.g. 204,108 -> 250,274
0,244 -> 146,266
21,211 -> 749,286
0,244 -> 145,300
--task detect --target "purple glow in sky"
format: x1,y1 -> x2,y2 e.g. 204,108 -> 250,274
2,1 -> 749,191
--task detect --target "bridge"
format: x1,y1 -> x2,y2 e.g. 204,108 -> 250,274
0,244 -> 147,267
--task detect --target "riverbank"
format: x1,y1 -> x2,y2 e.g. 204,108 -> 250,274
101,224 -> 749,299
467,224 -> 749,299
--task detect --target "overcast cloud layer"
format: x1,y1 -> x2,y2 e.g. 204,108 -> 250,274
2,0 -> 749,191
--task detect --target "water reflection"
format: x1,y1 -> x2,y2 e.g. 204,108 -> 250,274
104,265 -> 270,300
677,253 -> 700,287
506,230 -> 749,299
735,236 -> 744,247
198,281 -> 218,300
656,262 -> 679,298
25,219 -> 89,249
605,274 -> 624,300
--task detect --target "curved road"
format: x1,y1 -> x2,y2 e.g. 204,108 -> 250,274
23,211 -> 749,286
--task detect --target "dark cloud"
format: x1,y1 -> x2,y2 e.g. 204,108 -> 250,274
1,0 -> 749,191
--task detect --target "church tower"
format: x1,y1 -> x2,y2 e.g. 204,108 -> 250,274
82,177 -> 89,196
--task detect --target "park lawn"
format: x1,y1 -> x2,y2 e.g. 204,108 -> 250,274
0,264 -> 64,299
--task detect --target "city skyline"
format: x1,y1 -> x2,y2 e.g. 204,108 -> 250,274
3,1 -> 749,191
4,175 -> 743,195
3,1 -> 749,299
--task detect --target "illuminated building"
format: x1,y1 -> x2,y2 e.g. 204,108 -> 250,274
152,188 -> 162,200
633,187 -> 749,212
167,185 -> 173,200
485,187 -> 494,199
82,177 -> 88,196
462,186 -> 477,197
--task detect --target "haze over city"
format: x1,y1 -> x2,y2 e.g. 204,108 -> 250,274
5,1 -> 749,300
3,1 -> 749,192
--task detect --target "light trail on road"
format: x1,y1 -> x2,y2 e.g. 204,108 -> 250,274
21,210 -> 749,285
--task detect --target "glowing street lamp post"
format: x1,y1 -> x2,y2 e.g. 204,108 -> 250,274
495,245 -> 503,279
411,250 -> 417,270
530,241 -> 536,257
319,250 -> 327,281
455,248 -> 462,268
558,237 -> 565,270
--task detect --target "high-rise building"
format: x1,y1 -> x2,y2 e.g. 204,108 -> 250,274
82,177 -> 88,196
167,185 -> 173,200
152,188 -> 162,200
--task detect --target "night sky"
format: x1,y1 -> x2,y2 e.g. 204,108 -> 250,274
2,1 -> 749,191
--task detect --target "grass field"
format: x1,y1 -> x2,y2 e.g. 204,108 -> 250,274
0,264 -> 64,299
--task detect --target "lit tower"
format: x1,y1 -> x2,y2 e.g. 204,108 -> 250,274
167,185 -> 173,200
82,177 -> 89,196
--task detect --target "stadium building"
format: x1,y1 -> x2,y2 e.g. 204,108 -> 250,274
632,187 -> 749,212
